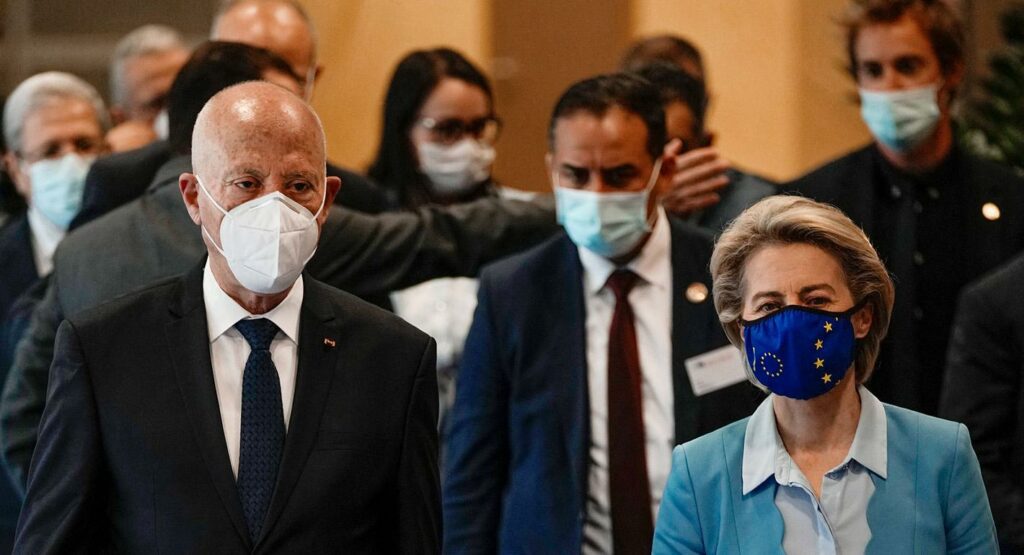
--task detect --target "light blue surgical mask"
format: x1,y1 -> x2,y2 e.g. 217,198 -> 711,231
554,157 -> 662,259
859,84 -> 941,152
28,153 -> 93,230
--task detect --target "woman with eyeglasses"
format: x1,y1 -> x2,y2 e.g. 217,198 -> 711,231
651,196 -> 998,553
368,48 -> 511,442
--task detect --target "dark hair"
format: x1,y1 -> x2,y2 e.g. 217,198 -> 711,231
621,34 -> 705,79
367,47 -> 493,209
548,73 -> 667,160
167,41 -> 299,154
631,61 -> 708,140
842,0 -> 964,79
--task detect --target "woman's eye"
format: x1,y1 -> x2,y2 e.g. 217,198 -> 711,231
756,302 -> 779,314
806,297 -> 830,307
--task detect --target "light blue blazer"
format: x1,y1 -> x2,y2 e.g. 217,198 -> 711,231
653,403 -> 998,554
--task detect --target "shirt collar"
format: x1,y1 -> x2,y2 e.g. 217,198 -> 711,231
202,260 -> 304,344
741,385 -> 888,494
578,207 -> 672,295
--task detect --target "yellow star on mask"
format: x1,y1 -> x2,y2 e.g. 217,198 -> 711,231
822,373 -> 832,383
814,358 -> 825,368
824,322 -> 833,333
815,339 -> 824,350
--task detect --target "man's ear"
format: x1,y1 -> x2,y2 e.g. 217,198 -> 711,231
320,175 -> 341,221
179,172 -> 202,225
544,153 -> 554,188
852,302 -> 874,340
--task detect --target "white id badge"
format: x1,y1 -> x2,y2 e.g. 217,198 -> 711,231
684,345 -> 748,396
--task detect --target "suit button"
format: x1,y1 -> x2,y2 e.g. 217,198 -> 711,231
890,186 -> 902,199
914,307 -> 924,320
913,201 -> 923,214
927,187 -> 940,200
913,252 -> 925,266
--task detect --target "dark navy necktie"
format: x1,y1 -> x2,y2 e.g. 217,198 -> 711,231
234,318 -> 285,542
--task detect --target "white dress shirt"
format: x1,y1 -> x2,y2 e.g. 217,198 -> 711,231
742,386 -> 888,555
26,206 -> 65,276
202,262 -> 302,477
580,209 -> 674,554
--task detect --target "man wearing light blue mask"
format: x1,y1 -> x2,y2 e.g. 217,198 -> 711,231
787,0 -> 1024,420
0,70 -> 108,554
444,73 -> 761,554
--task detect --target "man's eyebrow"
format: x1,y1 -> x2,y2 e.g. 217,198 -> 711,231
225,167 -> 269,180
282,170 -> 319,181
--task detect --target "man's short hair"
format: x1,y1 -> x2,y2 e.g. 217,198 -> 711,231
3,72 -> 110,155
166,41 -> 300,154
630,61 -> 708,139
621,34 -> 705,79
109,25 -> 187,108
842,0 -> 964,79
548,73 -> 667,160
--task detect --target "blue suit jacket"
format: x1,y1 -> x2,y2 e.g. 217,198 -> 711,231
443,218 -> 763,554
653,403 -> 998,554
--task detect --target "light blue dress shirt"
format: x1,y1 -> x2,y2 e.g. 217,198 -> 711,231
742,387 -> 887,554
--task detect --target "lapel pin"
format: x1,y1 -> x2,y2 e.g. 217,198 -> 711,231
982,202 -> 1001,221
323,337 -> 336,348
685,282 -> 709,304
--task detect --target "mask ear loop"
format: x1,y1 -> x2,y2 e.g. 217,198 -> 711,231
195,176 -> 231,257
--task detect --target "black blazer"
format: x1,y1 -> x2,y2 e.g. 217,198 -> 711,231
70,140 -> 390,230
14,263 -> 440,554
443,217 -> 763,553
0,214 -> 38,319
941,252 -> 1024,552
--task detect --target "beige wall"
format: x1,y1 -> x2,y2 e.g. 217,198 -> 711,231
633,0 -> 870,181
302,0 -> 491,173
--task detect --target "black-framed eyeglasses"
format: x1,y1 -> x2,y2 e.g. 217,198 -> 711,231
417,115 -> 502,145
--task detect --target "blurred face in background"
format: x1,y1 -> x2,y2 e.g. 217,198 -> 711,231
409,77 -> 498,196
117,48 -> 190,124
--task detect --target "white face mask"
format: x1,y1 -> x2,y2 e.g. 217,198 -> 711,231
859,84 -> 942,153
417,138 -> 495,195
197,177 -> 325,294
153,110 -> 169,140
28,153 -> 94,230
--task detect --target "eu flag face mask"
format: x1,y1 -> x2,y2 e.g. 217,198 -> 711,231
554,157 -> 662,259
740,303 -> 864,400
28,153 -> 93,230
859,84 -> 941,153
197,177 -> 325,294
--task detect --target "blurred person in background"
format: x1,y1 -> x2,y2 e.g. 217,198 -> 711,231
787,0 -> 1024,416
368,47 -> 507,434
0,70 -> 109,555
104,24 -> 190,152
72,0 -> 389,232
631,61 -> 774,232
622,35 -> 777,232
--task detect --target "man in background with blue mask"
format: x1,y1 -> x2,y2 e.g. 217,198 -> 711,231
788,0 -> 1024,416
0,70 -> 109,554
444,73 -> 760,554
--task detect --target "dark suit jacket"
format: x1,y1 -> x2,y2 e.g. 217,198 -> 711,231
0,215 -> 33,555
0,155 -> 557,491
786,143 -> 1024,414
14,263 -> 440,554
941,252 -> 1024,552
442,217 -> 763,553
0,215 -> 38,321
69,140 -> 389,230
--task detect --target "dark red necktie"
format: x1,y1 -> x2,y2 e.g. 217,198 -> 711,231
605,269 -> 653,554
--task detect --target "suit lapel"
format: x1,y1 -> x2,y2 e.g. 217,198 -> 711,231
668,219 -> 716,443
164,262 -> 252,549
256,276 -> 340,546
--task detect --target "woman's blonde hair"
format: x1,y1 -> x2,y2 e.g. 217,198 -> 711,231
710,196 -> 895,383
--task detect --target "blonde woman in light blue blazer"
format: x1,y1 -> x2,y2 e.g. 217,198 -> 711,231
653,196 -> 997,554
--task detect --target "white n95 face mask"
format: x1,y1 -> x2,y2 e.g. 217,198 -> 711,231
197,177 -> 325,294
